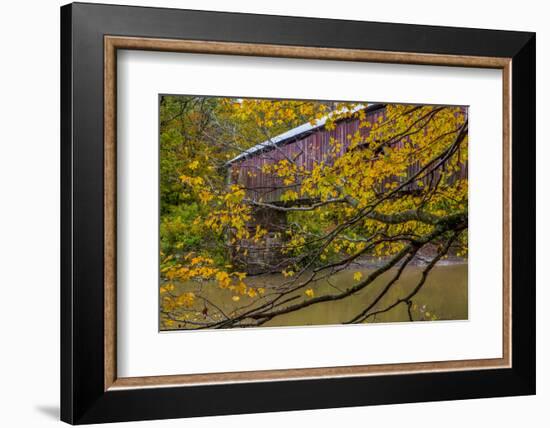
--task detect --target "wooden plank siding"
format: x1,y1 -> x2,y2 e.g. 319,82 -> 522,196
228,105 -> 467,204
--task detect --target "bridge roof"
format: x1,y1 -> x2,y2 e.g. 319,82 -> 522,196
226,103 -> 383,165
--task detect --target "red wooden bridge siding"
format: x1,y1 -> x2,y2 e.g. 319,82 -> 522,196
228,105 -> 467,204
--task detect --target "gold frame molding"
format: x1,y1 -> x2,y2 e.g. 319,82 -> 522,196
104,35 -> 512,391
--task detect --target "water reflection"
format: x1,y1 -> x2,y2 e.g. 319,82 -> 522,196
163,263 -> 467,330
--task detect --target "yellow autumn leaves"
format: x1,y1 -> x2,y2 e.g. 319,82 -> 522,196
160,250 -> 269,317
227,99 -> 330,131
160,99 -> 468,329
162,292 -> 195,311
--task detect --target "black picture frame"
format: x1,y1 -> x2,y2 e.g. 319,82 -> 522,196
61,2 -> 535,424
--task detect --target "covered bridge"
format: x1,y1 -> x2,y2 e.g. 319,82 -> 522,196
226,103 -> 386,204
224,103 -> 467,273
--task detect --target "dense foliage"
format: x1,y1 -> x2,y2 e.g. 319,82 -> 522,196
159,96 -> 468,329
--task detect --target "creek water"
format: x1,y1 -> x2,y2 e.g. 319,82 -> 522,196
163,263 -> 468,329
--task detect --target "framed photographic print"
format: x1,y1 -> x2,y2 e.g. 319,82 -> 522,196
60,2 -> 536,424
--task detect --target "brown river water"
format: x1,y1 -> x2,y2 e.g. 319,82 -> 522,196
163,263 -> 468,329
